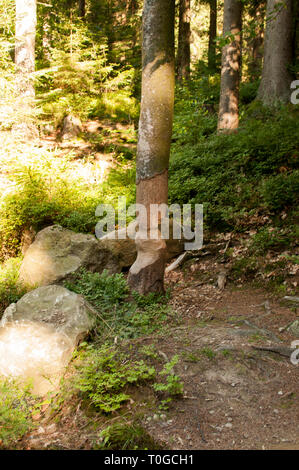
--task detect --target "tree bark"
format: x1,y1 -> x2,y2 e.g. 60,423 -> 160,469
128,0 -> 175,295
15,0 -> 37,98
42,10 -> 52,63
79,0 -> 85,18
247,1 -> 265,80
217,0 -> 242,133
177,0 -> 191,81
257,0 -> 293,105
208,0 -> 217,71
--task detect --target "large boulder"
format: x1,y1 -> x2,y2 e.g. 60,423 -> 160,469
19,225 -> 119,287
0,285 -> 96,395
98,219 -> 185,269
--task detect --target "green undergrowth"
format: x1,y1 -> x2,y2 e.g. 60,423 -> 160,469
95,421 -> 164,450
0,144 -> 136,260
71,342 -> 183,418
73,344 -> 156,413
170,77 -> 299,236
0,378 -> 35,448
64,269 -> 179,341
0,257 -> 27,313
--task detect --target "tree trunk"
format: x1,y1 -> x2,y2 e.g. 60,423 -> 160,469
42,10 -> 52,64
217,0 -> 242,133
177,0 -> 191,81
208,0 -> 217,71
15,0 -> 37,98
79,0 -> 85,18
128,0 -> 175,295
257,0 -> 293,105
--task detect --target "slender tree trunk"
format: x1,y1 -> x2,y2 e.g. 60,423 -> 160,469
177,0 -> 191,81
128,0 -> 175,295
15,0 -> 37,98
208,0 -> 217,71
79,0 -> 85,18
42,10 -> 52,63
257,0 -> 293,105
217,0 -> 242,133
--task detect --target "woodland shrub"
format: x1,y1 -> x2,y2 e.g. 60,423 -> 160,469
169,102 -> 299,231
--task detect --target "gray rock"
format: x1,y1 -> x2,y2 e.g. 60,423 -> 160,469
287,319 -> 299,337
19,225 -> 119,287
61,114 -> 82,140
0,285 -> 95,395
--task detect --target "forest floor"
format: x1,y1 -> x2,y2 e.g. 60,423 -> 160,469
19,263 -> 299,451
4,120 -> 299,451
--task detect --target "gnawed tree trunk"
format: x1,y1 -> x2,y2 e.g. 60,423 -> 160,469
177,0 -> 191,81
217,0 -> 242,133
128,0 -> 175,295
15,0 -> 37,98
208,0 -> 217,71
257,0 -> 293,105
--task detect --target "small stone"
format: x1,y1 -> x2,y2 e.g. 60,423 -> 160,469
224,423 -> 233,429
45,424 -> 57,434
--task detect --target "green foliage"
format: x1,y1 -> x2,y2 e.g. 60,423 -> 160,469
0,379 -> 33,448
65,269 -> 129,307
169,104 -> 299,232
73,345 -> 155,413
153,355 -> 184,405
0,150 -> 105,257
260,171 -> 299,211
230,256 -> 259,280
65,269 -> 174,340
96,422 -> 163,450
0,257 -> 26,314
249,227 -> 295,254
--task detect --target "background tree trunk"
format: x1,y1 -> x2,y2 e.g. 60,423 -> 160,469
15,0 -> 37,98
42,10 -> 52,64
208,0 -> 217,71
177,0 -> 191,81
79,0 -> 85,18
217,0 -> 242,133
257,0 -> 293,105
128,0 -> 175,295
247,1 -> 265,80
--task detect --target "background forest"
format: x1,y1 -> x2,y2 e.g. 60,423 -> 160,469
0,0 -> 298,451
